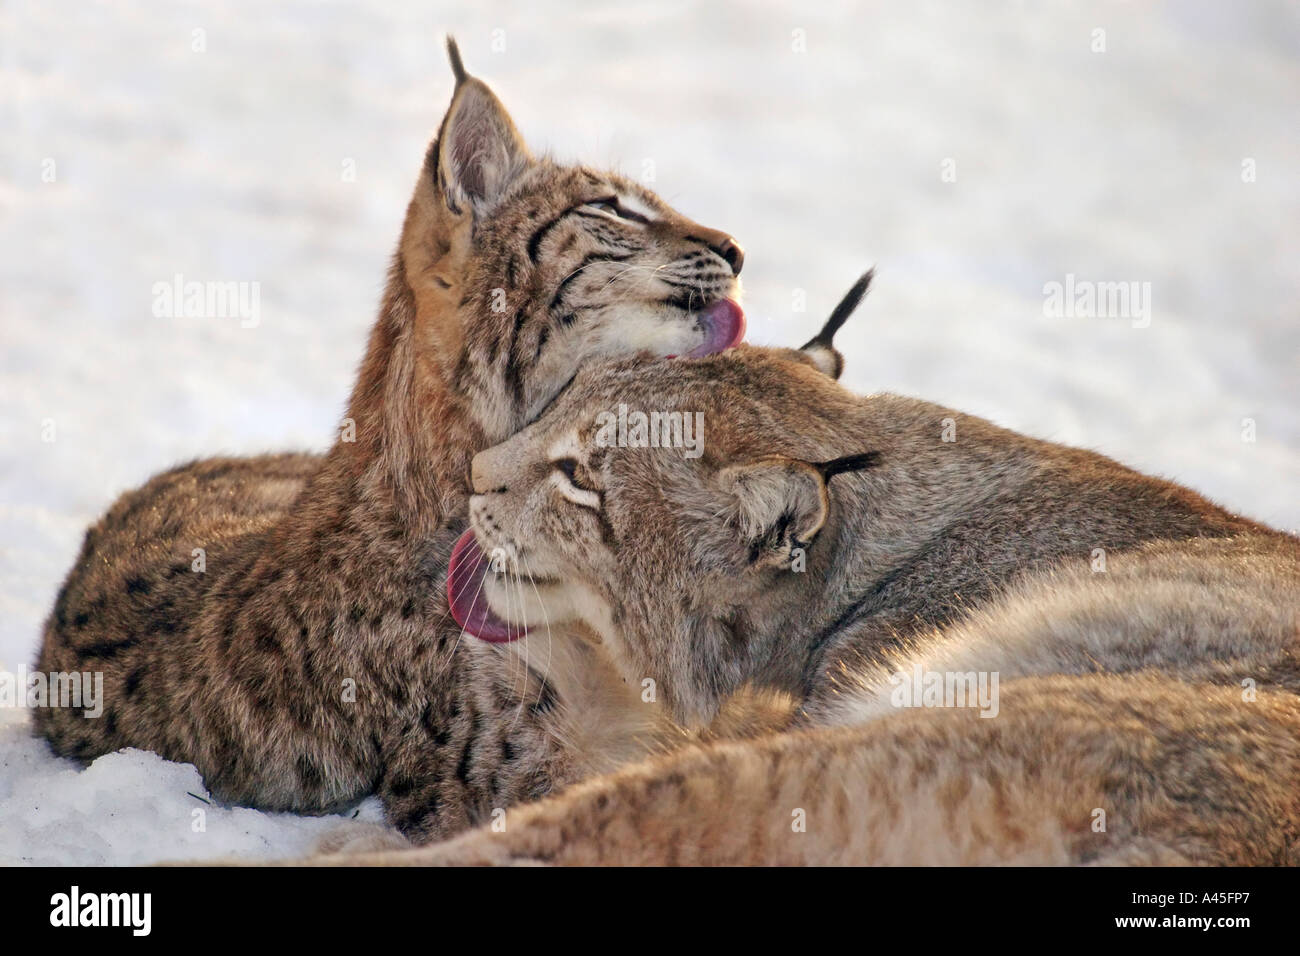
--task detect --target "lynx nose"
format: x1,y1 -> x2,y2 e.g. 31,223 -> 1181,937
715,237 -> 744,276
688,226 -> 745,276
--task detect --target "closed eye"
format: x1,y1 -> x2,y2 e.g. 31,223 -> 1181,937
554,457 -> 593,490
551,457 -> 602,510
582,197 -> 650,224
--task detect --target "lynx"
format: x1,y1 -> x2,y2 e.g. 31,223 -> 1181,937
323,307 -> 1298,864
35,39 -> 748,843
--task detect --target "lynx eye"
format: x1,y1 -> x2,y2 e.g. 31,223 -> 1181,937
551,456 -> 601,510
583,198 -> 622,216
582,197 -> 649,224
553,457 -> 590,488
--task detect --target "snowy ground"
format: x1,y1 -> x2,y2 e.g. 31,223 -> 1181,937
1,1 -> 1297,864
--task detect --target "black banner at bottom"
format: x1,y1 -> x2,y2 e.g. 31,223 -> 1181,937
9,865 -> 1289,942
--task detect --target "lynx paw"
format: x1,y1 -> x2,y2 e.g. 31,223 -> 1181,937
311,820 -> 411,856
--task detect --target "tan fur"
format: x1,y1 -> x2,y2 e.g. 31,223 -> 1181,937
308,345 -> 1299,864
316,676 -> 1300,866
454,347 -> 1277,724
34,41 -> 745,843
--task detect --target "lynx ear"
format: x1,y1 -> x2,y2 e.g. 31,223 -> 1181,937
434,37 -> 533,216
716,458 -> 831,569
716,452 -> 882,569
800,268 -> 874,379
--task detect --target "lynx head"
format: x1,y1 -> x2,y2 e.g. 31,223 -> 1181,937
387,38 -> 746,444
447,326 -> 881,726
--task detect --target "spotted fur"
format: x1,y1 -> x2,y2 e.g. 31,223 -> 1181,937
343,345 -> 1300,864
34,39 -> 745,843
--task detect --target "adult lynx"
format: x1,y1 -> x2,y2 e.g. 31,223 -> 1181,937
332,334 -> 1298,864
36,39 -> 747,843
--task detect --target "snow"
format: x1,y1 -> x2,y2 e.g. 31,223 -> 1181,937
0,708 -> 388,865
1,1 -> 1297,864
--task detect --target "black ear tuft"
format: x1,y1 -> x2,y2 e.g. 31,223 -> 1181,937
799,268 -> 874,379
807,268 -> 874,350
432,51 -> 532,215
814,451 -> 881,482
446,36 -> 467,84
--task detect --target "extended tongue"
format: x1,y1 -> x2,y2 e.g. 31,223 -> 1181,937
447,529 -> 529,643
685,299 -> 746,357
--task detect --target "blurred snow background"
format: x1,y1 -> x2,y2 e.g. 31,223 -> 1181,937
1,0 -> 1297,863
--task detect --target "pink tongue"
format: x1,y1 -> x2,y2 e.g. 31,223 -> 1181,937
447,529 -> 528,643
684,299 -> 746,357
